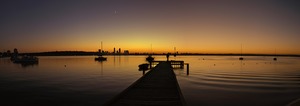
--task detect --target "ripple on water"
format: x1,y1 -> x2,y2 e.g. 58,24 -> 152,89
185,70 -> 300,92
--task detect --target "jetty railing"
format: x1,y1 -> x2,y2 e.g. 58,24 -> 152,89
149,60 -> 184,69
149,60 -> 189,75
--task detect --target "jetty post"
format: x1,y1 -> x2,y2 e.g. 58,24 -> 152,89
186,63 -> 189,75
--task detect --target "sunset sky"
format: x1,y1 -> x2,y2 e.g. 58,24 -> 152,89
1,0 -> 299,54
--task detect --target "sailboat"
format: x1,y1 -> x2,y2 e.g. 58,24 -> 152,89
239,44 -> 244,60
95,42 -> 107,61
146,44 -> 154,62
273,49 -> 277,61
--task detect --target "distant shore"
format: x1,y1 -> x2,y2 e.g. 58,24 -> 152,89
9,51 -> 300,57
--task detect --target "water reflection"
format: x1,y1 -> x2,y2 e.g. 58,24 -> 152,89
240,59 -> 244,71
175,56 -> 300,106
95,59 -> 105,75
113,55 -> 122,67
0,56 -> 299,106
0,56 -> 145,105
17,62 -> 38,68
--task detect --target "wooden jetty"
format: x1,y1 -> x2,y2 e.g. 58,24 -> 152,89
104,62 -> 186,106
288,98 -> 300,106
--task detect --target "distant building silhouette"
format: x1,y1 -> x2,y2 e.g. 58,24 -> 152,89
7,50 -> 11,55
124,50 -> 129,55
14,48 -> 18,54
113,47 -> 116,54
4,50 -> 12,57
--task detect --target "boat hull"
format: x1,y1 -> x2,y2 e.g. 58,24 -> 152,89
95,57 -> 107,61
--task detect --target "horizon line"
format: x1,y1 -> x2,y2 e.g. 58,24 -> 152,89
16,51 -> 300,57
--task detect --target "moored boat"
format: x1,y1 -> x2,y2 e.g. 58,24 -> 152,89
13,55 -> 38,63
94,41 -> 107,61
138,63 -> 149,70
95,56 -> 107,61
146,55 -> 154,62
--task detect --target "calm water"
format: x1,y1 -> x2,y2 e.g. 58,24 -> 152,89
0,56 -> 300,106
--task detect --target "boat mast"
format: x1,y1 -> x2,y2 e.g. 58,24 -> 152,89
273,48 -> 277,61
239,44 -> 244,60
101,41 -> 103,51
99,41 -> 103,56
240,44 -> 242,57
174,47 -> 176,53
151,44 -> 152,54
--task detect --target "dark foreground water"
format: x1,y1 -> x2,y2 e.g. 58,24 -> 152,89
0,56 -> 299,106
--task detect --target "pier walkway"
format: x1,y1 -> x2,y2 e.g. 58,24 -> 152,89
104,62 -> 185,106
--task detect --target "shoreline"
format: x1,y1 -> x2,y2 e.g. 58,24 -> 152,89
2,51 -> 300,57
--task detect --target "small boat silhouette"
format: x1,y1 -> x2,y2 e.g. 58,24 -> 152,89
95,56 -> 107,61
146,55 -> 154,62
13,55 -> 38,63
239,57 -> 244,60
138,63 -> 149,71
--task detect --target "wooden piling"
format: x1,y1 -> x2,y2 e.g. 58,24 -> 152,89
186,63 -> 189,75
